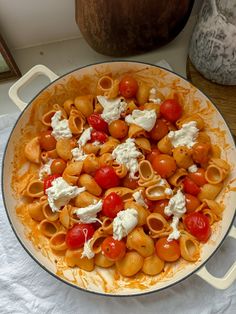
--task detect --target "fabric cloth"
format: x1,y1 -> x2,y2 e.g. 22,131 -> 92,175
1,62 -> 236,314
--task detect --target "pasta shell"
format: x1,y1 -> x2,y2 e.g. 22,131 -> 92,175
24,137 -> 41,164
39,220 -> 58,238
74,95 -> 94,118
49,232 -> 67,251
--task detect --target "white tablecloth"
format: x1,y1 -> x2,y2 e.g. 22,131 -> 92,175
1,66 -> 235,314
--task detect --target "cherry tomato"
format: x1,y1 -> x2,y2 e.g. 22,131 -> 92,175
119,76 -> 138,98
94,166 -> 120,189
189,168 -> 207,187
50,158 -> 67,175
185,193 -> 201,212
160,99 -> 182,122
122,175 -> 139,190
87,113 -> 108,133
44,174 -> 60,192
183,177 -> 201,196
183,212 -> 211,242
108,120 -> 128,139
39,130 -> 57,151
155,237 -> 180,262
151,199 -> 170,220
192,143 -> 211,165
102,192 -> 124,218
146,147 -> 160,164
151,154 -> 177,178
65,223 -> 95,249
90,130 -> 108,143
149,119 -> 169,141
101,236 -> 126,261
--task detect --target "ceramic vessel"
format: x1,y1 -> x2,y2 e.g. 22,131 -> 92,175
189,0 -> 236,85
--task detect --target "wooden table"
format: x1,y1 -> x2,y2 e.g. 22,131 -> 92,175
186,58 -> 236,138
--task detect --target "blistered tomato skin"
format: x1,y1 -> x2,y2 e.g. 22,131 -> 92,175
155,237 -> 180,262
66,223 -> 95,249
183,212 -> 211,242
102,192 -> 124,218
90,130 -> 108,143
40,130 -> 57,151
94,166 -> 120,189
101,236 -> 126,261
119,76 -> 138,98
87,113 -> 109,133
160,99 -> 182,122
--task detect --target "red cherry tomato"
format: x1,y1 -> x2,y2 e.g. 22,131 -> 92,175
192,143 -> 211,165
151,199 -> 170,220
65,223 -> 95,249
183,177 -> 201,196
101,236 -> 126,261
189,168 -> 207,187
146,147 -> 160,164
39,130 -> 57,151
151,154 -> 177,178
122,175 -> 139,190
102,192 -> 124,218
183,212 -> 211,242
44,174 -> 60,192
94,166 -> 120,189
185,193 -> 201,212
87,113 -> 108,133
149,119 -> 169,141
90,130 -> 108,144
160,99 -> 182,122
119,76 -> 138,98
155,237 -> 180,262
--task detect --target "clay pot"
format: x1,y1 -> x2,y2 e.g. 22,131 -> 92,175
76,0 -> 194,56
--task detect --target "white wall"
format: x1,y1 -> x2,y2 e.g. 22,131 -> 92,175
0,0 -> 203,50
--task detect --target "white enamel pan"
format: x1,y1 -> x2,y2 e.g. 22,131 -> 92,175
2,62 -> 236,296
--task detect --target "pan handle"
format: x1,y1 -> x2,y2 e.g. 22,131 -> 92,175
196,225 -> 236,289
9,64 -> 59,111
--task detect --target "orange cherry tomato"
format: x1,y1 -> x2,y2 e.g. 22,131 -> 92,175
119,76 -> 138,98
149,119 -> 169,141
122,175 -> 139,190
50,158 -> 67,175
146,147 -> 160,164
155,237 -> 180,262
152,199 -> 170,220
151,154 -> 177,178
160,99 -> 182,122
183,212 -> 211,242
39,130 -> 57,151
192,143 -> 211,165
101,236 -> 126,261
185,193 -> 201,212
189,168 -> 207,187
108,120 -> 128,139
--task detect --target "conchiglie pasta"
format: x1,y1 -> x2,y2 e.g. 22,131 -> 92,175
39,220 -> 58,238
98,153 -> 114,167
128,124 -> 147,138
65,248 -> 94,271
83,154 -> 99,174
42,202 -> 59,222
176,114 -> 204,130
27,201 -> 45,221
83,143 -> 100,155
74,191 -> 99,208
142,254 -> 165,276
147,213 -> 171,238
172,146 -> 193,169
168,168 -> 187,187
95,252 -> 114,268
68,113 -> 84,135
116,251 -> 144,277
59,205 -> 71,229
56,139 -> 72,161
24,137 -> 41,164
74,95 -> 94,118
112,162 -> 128,178
198,183 -> 223,201
136,82 -> 150,105
124,201 -> 150,226
63,99 -> 74,115
49,232 -> 67,251
135,138 -> 151,154
157,135 -> 172,155
78,174 -> 102,196
99,138 -> 120,155
179,232 -> 200,262
105,187 -> 134,202
126,227 -> 154,257
26,179 -> 44,198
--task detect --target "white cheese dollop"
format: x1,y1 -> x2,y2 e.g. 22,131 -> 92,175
46,177 -> 85,212
112,138 -> 142,179
113,208 -> 138,240
149,87 -> 162,104
81,238 -> 95,259
164,190 -> 186,241
168,121 -> 199,148
132,190 -> 148,208
71,147 -> 88,161
74,200 -> 103,223
164,187 -> 173,196
188,164 -> 198,173
125,109 -> 157,131
39,159 -> 53,180
51,111 -> 72,141
97,96 -> 127,124
77,127 -> 93,147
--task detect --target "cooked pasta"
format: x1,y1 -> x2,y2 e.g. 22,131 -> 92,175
12,69 -> 232,284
